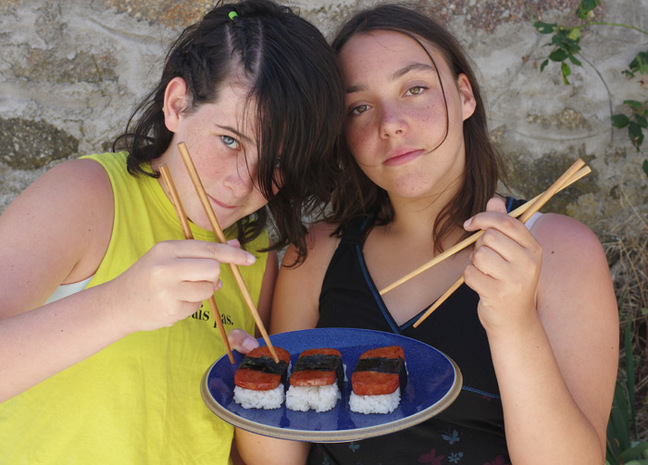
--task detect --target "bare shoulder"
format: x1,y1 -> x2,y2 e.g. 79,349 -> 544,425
532,212 -> 617,341
7,158 -> 112,207
532,212 -> 601,247
531,212 -> 608,272
270,221 -> 340,333
0,158 -> 114,313
281,220 -> 340,273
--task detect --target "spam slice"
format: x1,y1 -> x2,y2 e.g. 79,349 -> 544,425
349,346 -> 407,414
233,345 -> 290,409
286,348 -> 344,412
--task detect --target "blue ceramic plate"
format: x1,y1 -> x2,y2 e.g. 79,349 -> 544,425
201,328 -> 462,442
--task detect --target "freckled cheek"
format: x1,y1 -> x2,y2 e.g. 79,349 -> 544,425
344,123 -> 373,162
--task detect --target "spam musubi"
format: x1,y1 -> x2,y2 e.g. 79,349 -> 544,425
285,348 -> 344,412
349,345 -> 407,414
233,345 -> 290,409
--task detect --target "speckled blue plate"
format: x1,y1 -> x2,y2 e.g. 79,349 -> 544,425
201,328 -> 461,442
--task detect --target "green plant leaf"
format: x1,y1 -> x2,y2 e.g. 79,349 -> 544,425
561,62 -> 571,84
634,114 -> 648,129
624,316 -> 637,437
620,441 -> 648,463
629,122 -> 645,149
624,99 -> 644,109
569,54 -> 583,66
534,21 -> 557,34
612,114 -> 630,128
550,49 -> 568,62
576,0 -> 600,21
568,28 -> 582,41
540,59 -> 549,72
642,159 -> 648,178
628,51 -> 648,75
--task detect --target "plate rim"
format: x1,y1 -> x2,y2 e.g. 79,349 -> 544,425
201,328 -> 463,443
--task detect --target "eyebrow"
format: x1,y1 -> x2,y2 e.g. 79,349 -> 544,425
215,124 -> 254,144
346,62 -> 437,94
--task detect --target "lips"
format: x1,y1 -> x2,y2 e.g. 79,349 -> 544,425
384,148 -> 424,167
208,194 -> 235,210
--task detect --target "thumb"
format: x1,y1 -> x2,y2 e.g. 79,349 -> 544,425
228,328 -> 259,354
485,196 -> 507,213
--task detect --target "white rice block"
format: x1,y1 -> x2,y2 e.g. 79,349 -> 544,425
233,385 -> 285,410
349,387 -> 400,414
285,384 -> 341,412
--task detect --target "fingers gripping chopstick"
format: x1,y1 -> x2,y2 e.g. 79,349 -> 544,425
176,142 -> 279,363
382,158 -> 591,328
159,164 -> 235,364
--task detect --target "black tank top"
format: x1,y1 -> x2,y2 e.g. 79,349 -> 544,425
310,201 -> 524,465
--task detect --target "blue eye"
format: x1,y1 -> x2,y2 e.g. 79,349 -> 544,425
221,135 -> 240,150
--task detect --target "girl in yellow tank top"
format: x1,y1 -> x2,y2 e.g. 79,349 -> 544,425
0,1 -> 345,463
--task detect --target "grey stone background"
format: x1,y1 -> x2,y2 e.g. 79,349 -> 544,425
1,0 -> 647,236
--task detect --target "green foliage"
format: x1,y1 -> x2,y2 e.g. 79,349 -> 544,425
533,0 -> 648,163
533,0 -> 598,84
611,99 -> 648,152
535,21 -> 582,84
605,314 -> 648,465
622,52 -> 648,78
575,0 -> 600,21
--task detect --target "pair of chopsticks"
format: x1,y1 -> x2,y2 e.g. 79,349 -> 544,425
159,142 -> 279,363
375,158 -> 590,328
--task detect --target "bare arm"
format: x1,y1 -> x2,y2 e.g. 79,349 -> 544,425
464,200 -> 618,465
235,222 -> 339,465
0,159 -> 258,401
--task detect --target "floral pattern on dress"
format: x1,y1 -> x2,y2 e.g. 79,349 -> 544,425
483,455 -> 511,465
418,449 -> 445,464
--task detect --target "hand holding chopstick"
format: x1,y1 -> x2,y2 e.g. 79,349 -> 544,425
159,164 -> 235,364
399,158 -> 590,328
379,161 -> 590,297
176,142 -> 279,363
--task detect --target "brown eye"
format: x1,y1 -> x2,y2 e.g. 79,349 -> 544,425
350,104 -> 370,116
407,86 -> 426,96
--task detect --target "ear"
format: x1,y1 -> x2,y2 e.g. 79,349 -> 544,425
457,73 -> 476,121
162,77 -> 189,132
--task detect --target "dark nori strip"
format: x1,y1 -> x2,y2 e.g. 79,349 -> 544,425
293,354 -> 344,390
354,357 -> 407,390
239,356 -> 288,383
293,354 -> 340,372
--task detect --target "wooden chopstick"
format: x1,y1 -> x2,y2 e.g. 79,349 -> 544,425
411,158 -> 588,327
159,164 -> 235,364
176,142 -> 279,363
379,162 -> 590,296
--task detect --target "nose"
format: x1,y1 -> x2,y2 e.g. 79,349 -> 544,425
226,157 -> 256,197
379,102 -> 406,138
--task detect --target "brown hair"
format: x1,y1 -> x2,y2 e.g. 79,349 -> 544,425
114,0 -> 345,259
328,3 -> 506,252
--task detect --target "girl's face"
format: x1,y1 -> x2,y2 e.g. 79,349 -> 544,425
338,30 -> 476,204
159,76 -> 273,231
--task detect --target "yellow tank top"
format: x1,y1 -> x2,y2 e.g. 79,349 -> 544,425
0,152 -> 267,465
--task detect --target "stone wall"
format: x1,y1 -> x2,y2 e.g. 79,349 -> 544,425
1,0 -> 647,234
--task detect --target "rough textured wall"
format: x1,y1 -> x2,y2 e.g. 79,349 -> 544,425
1,0 -> 647,234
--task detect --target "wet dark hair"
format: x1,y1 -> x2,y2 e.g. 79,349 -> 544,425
328,3 -> 506,252
113,0 -> 345,260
